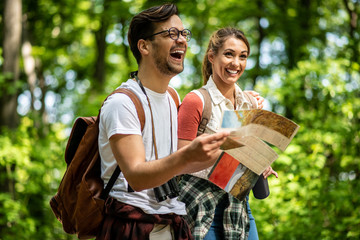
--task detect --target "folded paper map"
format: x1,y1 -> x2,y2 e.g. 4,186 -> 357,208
222,109 -> 299,151
207,109 -> 299,200
208,152 -> 260,200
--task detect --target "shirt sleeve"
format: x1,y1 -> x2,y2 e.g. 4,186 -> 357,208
178,92 -> 203,141
101,93 -> 142,139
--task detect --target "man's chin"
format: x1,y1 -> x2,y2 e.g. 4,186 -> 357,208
156,62 -> 184,76
164,65 -> 184,76
169,63 -> 184,74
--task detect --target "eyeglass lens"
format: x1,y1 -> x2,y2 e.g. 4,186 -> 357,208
169,28 -> 191,42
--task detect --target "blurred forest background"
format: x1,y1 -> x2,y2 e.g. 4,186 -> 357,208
0,0 -> 359,239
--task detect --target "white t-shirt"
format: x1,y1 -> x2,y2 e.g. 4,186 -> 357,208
98,79 -> 186,215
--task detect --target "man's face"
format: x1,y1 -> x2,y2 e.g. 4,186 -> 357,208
149,15 -> 188,77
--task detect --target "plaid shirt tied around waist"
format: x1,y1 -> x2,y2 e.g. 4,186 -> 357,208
96,197 -> 193,240
178,175 -> 249,240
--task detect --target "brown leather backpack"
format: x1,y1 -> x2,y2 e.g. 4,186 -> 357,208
50,87 -> 179,239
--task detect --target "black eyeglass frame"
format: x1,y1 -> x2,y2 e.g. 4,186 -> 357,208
145,27 -> 192,42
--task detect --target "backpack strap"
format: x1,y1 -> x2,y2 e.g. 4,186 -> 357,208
103,88 -> 145,131
167,86 -> 180,109
101,86 -> 179,196
197,88 -> 212,136
100,88 -> 146,198
196,89 -> 258,136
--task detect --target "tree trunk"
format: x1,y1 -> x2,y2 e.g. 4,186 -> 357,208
21,40 -> 36,112
0,2 -> 22,234
93,0 -> 110,91
1,0 -> 22,129
253,0 -> 265,88
343,0 -> 359,68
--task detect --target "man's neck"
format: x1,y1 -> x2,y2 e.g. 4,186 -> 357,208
137,67 -> 173,93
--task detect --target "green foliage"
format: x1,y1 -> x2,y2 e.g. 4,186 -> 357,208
252,57 -> 360,240
0,0 -> 359,239
0,118 -> 72,239
0,73 -> 23,97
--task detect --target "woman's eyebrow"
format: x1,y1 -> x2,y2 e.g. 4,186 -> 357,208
223,49 -> 248,53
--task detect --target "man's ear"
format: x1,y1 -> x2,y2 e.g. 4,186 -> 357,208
208,50 -> 214,64
138,39 -> 150,56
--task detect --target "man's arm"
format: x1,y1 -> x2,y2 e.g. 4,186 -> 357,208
110,131 -> 229,191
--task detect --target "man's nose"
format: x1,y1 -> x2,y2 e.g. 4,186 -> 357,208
176,33 -> 187,43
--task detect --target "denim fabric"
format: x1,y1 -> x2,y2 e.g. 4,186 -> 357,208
246,196 -> 259,240
203,198 -> 228,240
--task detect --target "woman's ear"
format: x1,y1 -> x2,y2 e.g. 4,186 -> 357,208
208,50 -> 214,64
138,39 -> 150,56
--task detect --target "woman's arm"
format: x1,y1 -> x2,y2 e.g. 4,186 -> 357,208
178,92 -> 204,142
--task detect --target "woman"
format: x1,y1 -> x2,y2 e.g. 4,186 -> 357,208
177,27 -> 277,240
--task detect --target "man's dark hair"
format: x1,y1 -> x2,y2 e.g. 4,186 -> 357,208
128,3 -> 179,64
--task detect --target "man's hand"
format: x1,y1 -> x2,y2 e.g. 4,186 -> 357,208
179,131 -> 229,173
187,131 -> 229,160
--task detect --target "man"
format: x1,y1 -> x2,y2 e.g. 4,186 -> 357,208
96,4 -> 229,240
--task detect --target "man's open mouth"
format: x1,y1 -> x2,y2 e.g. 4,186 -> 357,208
170,50 -> 185,60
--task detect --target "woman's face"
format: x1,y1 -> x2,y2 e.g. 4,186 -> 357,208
209,36 -> 248,86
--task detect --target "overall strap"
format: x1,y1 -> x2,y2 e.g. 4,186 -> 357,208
197,87 -> 212,136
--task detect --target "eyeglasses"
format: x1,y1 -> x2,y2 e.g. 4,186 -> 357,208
145,27 -> 192,42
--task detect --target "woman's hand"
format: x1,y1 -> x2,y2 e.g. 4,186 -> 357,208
262,166 -> 278,179
246,90 -> 264,109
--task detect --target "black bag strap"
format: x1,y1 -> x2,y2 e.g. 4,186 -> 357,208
101,166 -> 121,199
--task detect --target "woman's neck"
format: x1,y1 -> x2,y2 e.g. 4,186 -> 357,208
212,77 -> 236,105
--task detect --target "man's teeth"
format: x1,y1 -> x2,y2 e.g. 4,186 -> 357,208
172,50 -> 184,54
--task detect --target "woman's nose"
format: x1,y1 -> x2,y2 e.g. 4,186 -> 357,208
231,58 -> 240,67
